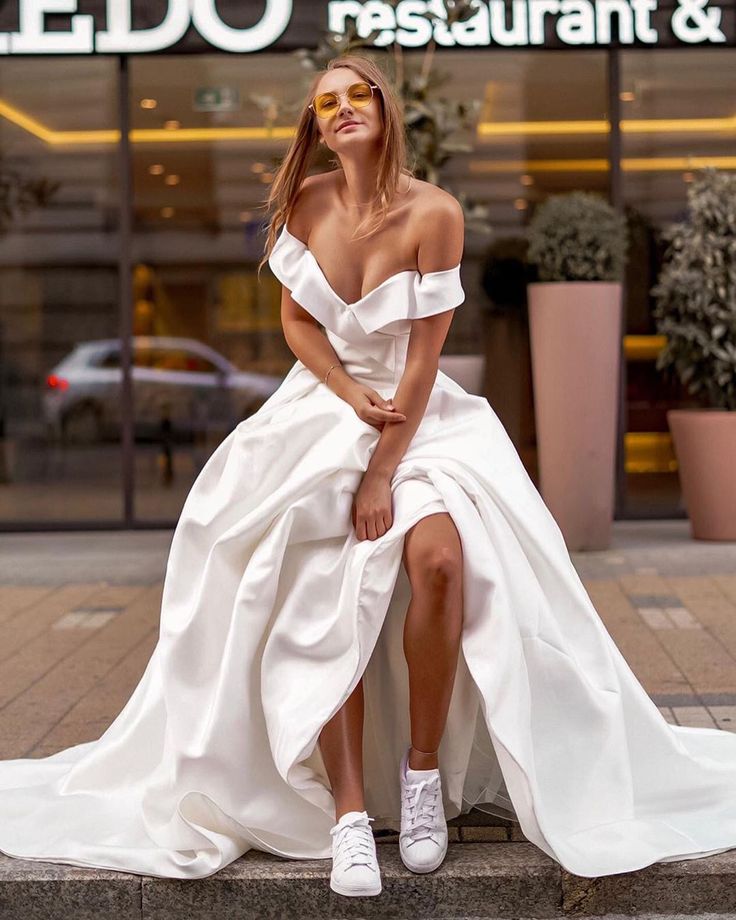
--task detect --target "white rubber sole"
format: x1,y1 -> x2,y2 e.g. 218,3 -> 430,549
330,875 -> 382,897
399,841 -> 448,874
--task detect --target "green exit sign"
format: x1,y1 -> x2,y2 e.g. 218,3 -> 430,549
193,87 -> 240,112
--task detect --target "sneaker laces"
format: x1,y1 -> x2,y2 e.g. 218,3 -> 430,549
330,813 -> 376,870
401,774 -> 441,844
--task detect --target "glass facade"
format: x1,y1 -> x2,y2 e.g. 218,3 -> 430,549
620,48 -> 736,516
0,43 -> 733,528
0,56 -> 122,525
128,54 -> 296,519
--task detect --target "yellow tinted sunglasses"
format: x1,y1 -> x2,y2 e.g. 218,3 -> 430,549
309,81 -> 380,120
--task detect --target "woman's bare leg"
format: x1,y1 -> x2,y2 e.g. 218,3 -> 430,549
401,511 -> 464,771
318,509 -> 462,812
318,678 -> 366,820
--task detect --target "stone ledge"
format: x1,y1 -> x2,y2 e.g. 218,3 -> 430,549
2,842 -> 736,920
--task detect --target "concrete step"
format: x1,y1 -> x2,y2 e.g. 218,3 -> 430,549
2,840 -> 736,920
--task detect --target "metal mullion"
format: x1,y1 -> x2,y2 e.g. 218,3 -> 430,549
117,54 -> 135,526
608,48 -> 627,520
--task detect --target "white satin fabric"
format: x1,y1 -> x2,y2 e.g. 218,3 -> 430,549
2,224 -> 736,880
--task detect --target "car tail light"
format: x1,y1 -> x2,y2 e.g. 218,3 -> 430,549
46,374 -> 69,391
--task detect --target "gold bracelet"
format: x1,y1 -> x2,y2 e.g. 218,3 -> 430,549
324,362 -> 340,387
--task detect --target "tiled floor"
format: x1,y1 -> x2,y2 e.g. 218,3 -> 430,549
0,521 -> 735,759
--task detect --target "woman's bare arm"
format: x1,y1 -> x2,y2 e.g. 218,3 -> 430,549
351,194 -> 465,541
365,196 -> 465,481
278,178 -> 405,429
280,287 -> 405,429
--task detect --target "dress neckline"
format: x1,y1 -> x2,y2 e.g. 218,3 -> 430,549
280,224 -> 460,310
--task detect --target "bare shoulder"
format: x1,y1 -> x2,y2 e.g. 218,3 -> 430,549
286,172 -> 335,242
410,180 -> 465,273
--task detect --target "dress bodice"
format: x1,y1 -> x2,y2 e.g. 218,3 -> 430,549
268,224 -> 465,389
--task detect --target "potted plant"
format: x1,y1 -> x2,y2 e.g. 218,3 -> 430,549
526,191 -> 629,551
651,167 -> 736,541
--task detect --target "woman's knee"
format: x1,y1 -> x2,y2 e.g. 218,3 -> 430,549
411,543 -> 462,588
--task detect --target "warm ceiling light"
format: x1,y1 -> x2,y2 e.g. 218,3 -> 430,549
619,91 -> 636,102
520,174 -> 534,186
163,120 -> 181,130
140,98 -> 157,110
3,93 -> 736,149
239,211 -> 252,222
514,198 -> 528,210
164,174 -> 180,185
470,156 -> 736,173
148,163 -> 165,175
683,171 -> 695,183
161,206 -> 175,218
261,172 -> 274,182
250,162 -> 267,174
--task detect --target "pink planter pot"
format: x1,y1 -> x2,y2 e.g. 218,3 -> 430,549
667,409 -> 736,541
527,281 -> 622,552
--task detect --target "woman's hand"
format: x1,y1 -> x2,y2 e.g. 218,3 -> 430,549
351,470 -> 393,541
346,383 -> 407,431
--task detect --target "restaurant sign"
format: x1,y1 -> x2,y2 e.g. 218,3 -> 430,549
0,0 -> 733,54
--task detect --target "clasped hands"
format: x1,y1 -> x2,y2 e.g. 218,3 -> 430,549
346,382 -> 406,542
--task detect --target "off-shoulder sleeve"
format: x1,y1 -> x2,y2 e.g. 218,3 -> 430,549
266,225 -> 340,330
349,264 -> 464,335
268,223 -> 465,336
267,225 -> 301,290
351,264 -> 465,333
408,265 -> 465,320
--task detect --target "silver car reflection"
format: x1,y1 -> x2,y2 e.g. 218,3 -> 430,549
43,336 -> 283,443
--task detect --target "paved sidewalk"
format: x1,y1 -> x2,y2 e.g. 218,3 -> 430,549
0,521 -> 735,761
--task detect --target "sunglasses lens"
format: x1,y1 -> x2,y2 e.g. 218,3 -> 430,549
314,93 -> 339,118
312,83 -> 376,118
348,83 -> 373,107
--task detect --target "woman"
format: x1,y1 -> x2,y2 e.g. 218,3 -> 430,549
2,52 -> 736,902
262,56 -> 468,897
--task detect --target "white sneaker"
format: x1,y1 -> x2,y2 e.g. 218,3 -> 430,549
329,809 -> 382,897
398,746 -> 448,873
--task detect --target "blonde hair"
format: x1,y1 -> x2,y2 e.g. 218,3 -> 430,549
257,53 -> 412,277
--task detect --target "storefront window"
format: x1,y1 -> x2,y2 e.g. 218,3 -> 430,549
0,38 -> 730,528
455,50 -> 609,471
620,48 -> 736,516
129,53 -> 300,519
0,57 -> 121,524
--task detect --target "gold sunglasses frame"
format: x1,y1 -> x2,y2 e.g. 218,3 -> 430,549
308,82 -> 380,119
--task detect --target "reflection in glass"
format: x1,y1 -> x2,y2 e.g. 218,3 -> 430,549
621,49 -> 736,517
0,57 -> 121,524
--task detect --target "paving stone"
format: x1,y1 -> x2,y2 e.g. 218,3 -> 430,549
32,625 -> 158,756
715,575 -> 736,606
653,627 -> 736,696
618,574 -> 672,597
638,606 -> 675,630
667,578 -> 736,664
706,705 -> 736,732
628,594 -> 684,608
671,706 -> 718,729
0,586 -> 55,626
584,582 -> 686,696
664,606 -> 702,629
0,583 -> 107,664
0,585 -> 159,757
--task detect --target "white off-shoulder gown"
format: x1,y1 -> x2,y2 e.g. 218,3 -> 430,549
1,224 -> 736,880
